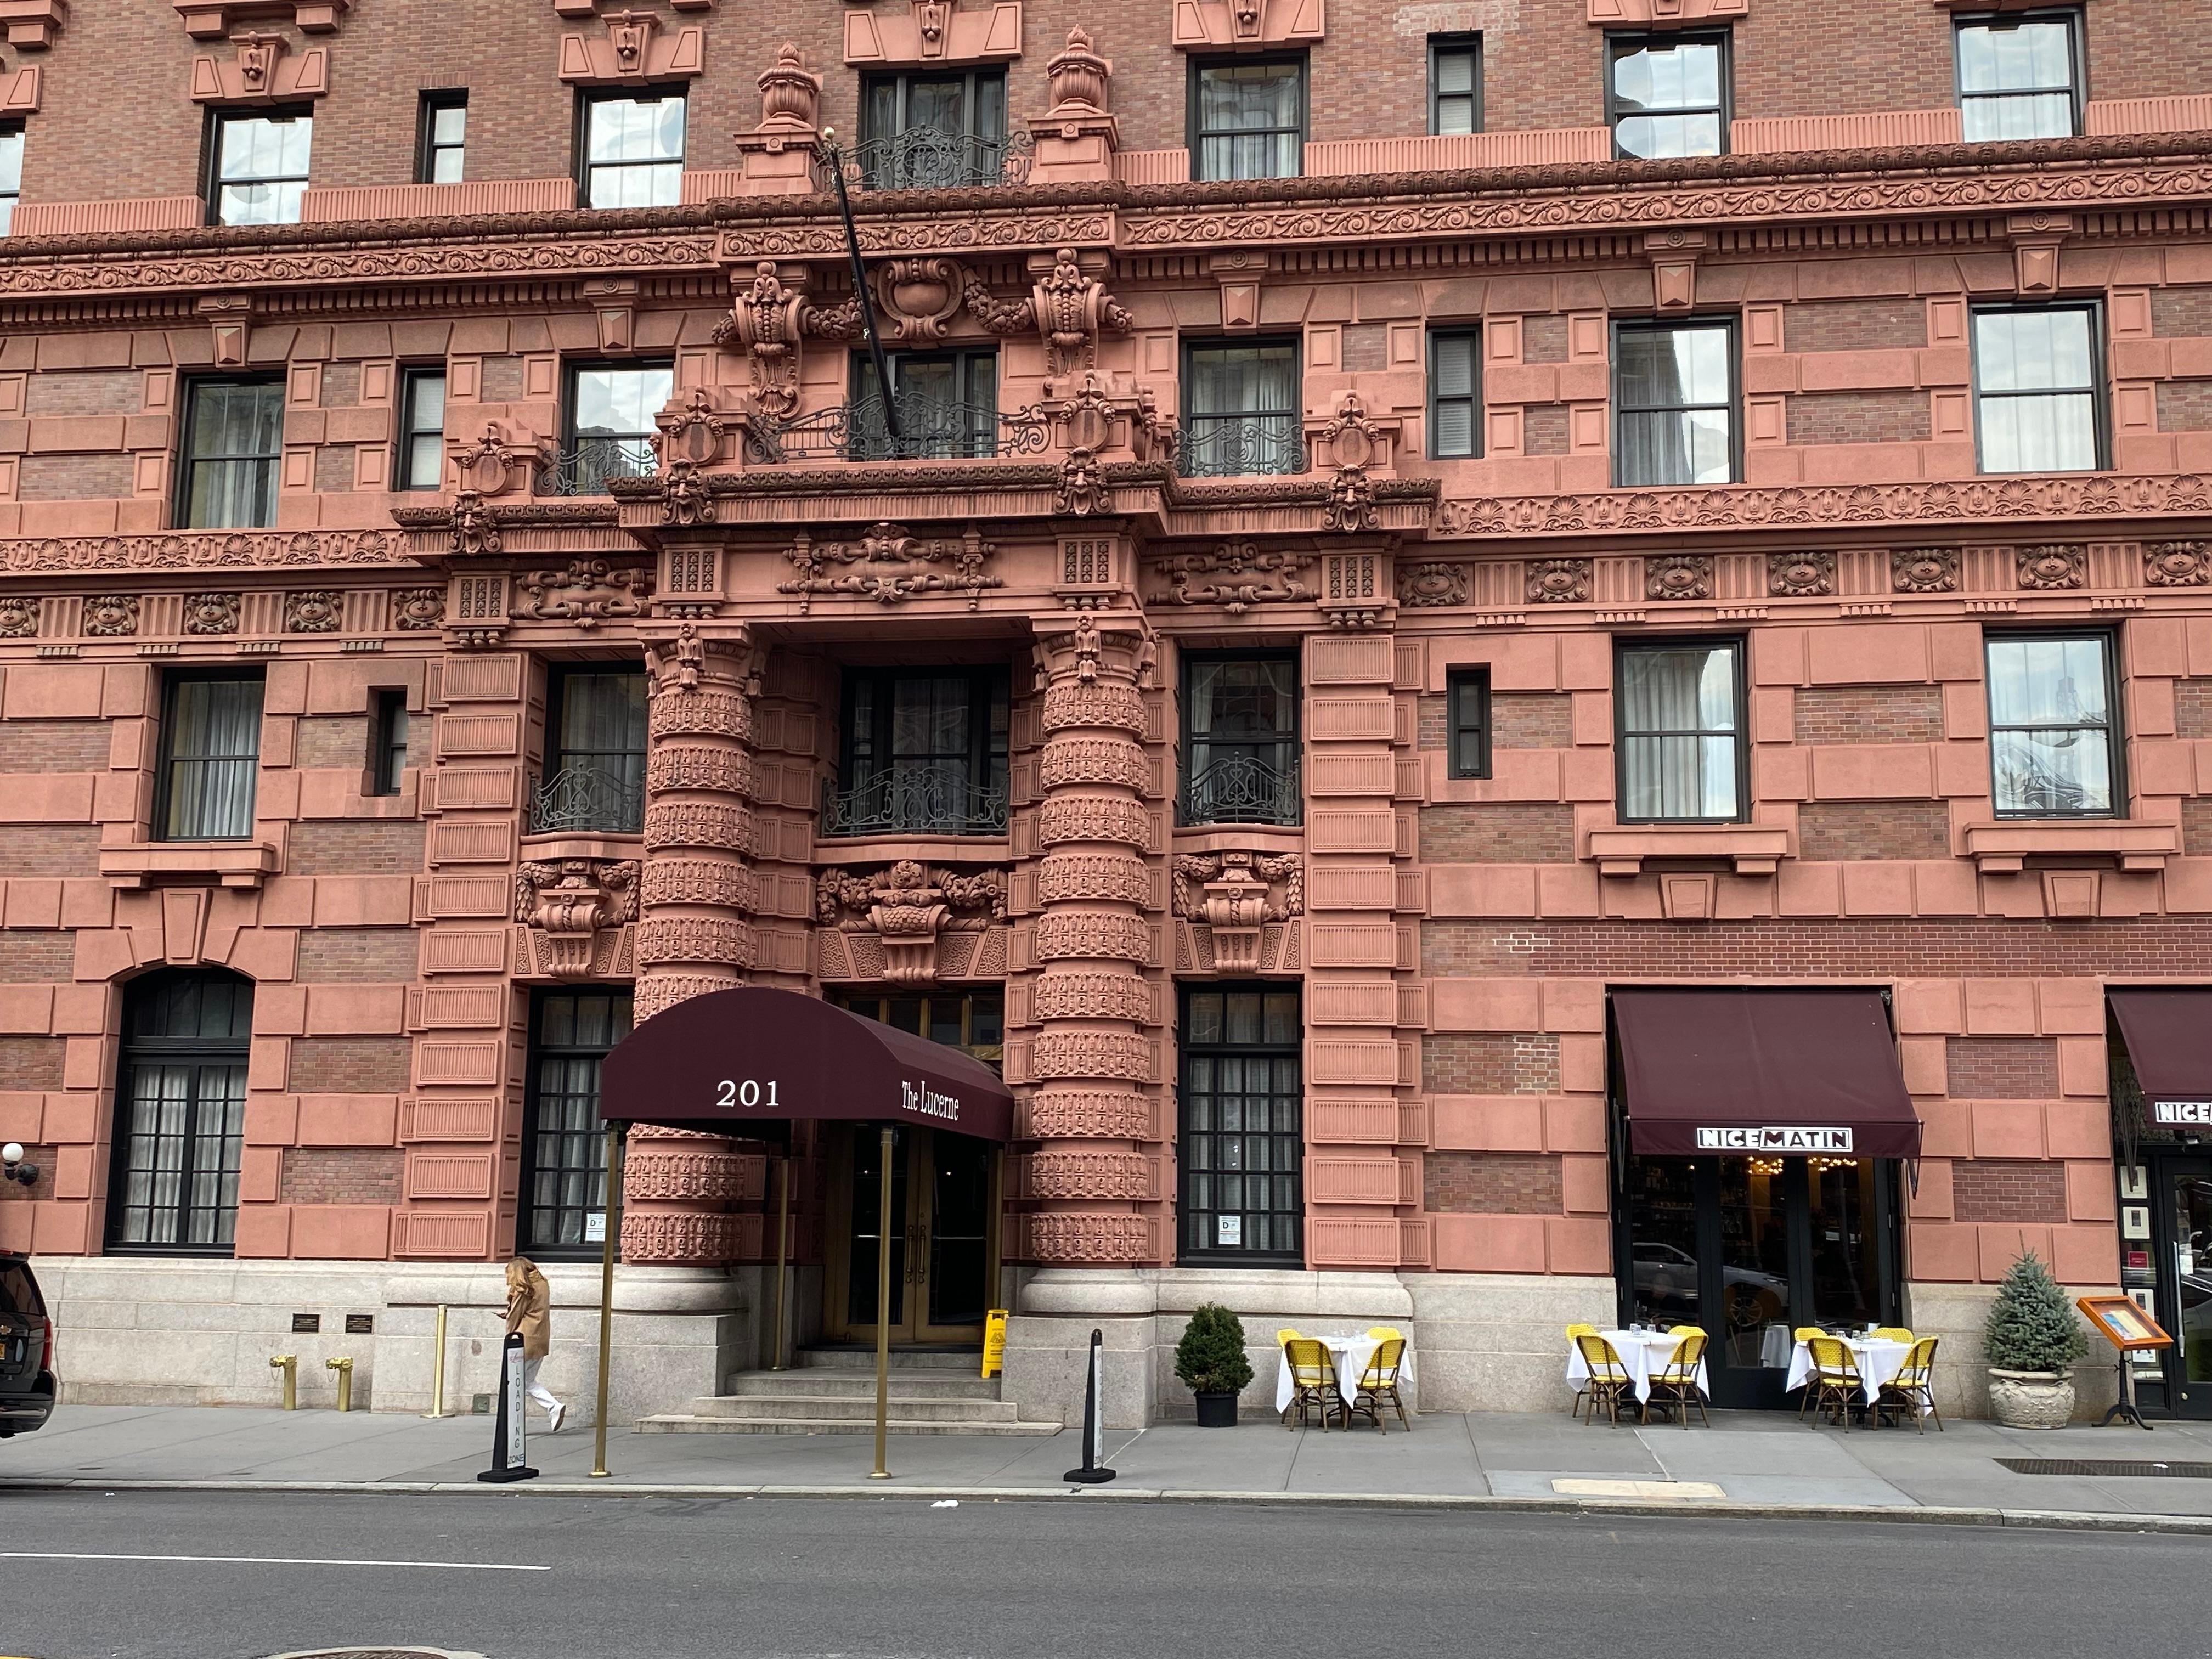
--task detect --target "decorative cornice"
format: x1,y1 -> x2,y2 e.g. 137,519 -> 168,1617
0,528 -> 409,576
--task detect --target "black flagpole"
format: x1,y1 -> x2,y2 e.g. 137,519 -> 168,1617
820,127 -> 900,441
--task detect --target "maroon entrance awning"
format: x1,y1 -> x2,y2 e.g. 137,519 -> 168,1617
599,986 -> 1015,1142
2109,989 -> 2212,1126
1613,987 -> 1921,1159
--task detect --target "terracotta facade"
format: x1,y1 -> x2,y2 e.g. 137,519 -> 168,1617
1,0 -> 2209,1422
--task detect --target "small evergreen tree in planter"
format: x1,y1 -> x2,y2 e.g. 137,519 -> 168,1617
1982,1250 -> 2090,1429
1175,1303 -> 1254,1427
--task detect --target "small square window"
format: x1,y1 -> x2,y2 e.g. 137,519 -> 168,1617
1971,303 -> 2104,474
1430,36 -> 1481,135
418,91 -> 467,184
1189,56 -> 1306,182
371,690 -> 410,798
1429,328 -> 1481,459
397,367 -> 446,491
1613,319 -> 1737,487
1956,12 -> 2082,142
207,109 -> 312,227
1446,669 -> 1490,780
580,92 -> 685,209
1607,33 -> 1728,159
1985,632 -> 2121,817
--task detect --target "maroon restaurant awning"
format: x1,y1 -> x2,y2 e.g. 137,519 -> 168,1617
2109,989 -> 2212,1127
599,986 -> 1015,1143
1613,987 -> 1921,1159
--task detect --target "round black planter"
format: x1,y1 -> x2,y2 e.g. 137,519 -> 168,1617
1193,1391 -> 1239,1428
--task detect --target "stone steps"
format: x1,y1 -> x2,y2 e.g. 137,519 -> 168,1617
634,1346 -> 1060,1436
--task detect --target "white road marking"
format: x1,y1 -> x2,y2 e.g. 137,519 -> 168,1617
0,1550 -> 549,1572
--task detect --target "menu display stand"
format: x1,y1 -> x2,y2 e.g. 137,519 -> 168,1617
2075,1295 -> 2174,1431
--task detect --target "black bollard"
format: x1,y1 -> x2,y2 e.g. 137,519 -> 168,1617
477,1331 -> 539,1484
1063,1327 -> 1116,1485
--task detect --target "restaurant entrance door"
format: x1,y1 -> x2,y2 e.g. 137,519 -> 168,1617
2153,1158 -> 2212,1417
1620,1155 -> 1901,1410
823,1125 -> 997,1345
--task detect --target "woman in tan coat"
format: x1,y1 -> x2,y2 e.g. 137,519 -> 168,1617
504,1257 -> 564,1432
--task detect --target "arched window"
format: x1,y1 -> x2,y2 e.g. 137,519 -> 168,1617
108,969 -> 253,1253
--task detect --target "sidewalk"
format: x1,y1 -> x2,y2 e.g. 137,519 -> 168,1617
8,1402 -> 2212,1531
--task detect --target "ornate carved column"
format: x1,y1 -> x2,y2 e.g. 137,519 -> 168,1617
1025,611 -> 1160,1265
622,623 -> 761,1266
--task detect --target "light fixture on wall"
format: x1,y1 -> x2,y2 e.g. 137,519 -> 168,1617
1,1142 -> 37,1187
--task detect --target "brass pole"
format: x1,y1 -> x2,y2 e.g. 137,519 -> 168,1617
325,1356 -> 353,1413
771,1153 -> 791,1372
590,1124 -> 625,1480
421,1304 -> 451,1418
870,1122 -> 894,1480
270,1353 -> 296,1411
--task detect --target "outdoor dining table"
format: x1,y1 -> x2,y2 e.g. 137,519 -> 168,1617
1565,1327 -> 1710,1406
1784,1333 -> 1915,1407
1274,1334 -> 1392,1415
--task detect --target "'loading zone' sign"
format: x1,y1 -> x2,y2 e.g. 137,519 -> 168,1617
1696,1126 -> 1855,1153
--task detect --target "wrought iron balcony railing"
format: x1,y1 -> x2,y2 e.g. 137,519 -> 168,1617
747,392 -> 1049,466
535,437 -> 659,498
1179,751 -> 1303,828
1176,417 -> 1308,479
837,127 -> 1034,191
527,765 -> 645,835
821,765 -> 1010,838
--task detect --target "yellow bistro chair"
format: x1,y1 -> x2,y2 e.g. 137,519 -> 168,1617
1367,1326 -> 1404,1342
1565,1324 -> 1600,1418
1802,1334 -> 1863,1427
1793,1326 -> 1824,1344
1874,1336 -> 1943,1432
1646,1329 -> 1711,1429
1873,1327 -> 1915,1344
1282,1338 -> 1341,1431
1348,1337 -> 1410,1432
1573,1332 -> 1635,1426
1277,1328 -> 1304,1346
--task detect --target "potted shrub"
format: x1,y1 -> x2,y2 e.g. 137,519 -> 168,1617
1175,1302 -> 1253,1427
1982,1250 -> 2089,1429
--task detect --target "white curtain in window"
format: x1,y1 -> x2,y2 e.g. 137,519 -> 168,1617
1620,646 -> 1738,819
163,678 -> 263,840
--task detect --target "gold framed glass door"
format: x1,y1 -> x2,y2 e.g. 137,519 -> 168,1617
825,1125 -> 996,1344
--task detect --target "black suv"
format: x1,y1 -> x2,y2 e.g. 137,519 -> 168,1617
0,1251 -> 55,1436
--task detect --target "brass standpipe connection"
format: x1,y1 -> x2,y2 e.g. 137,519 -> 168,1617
325,1355 -> 354,1413
269,1353 -> 298,1410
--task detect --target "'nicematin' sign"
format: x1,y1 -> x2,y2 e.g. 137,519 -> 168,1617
1695,1126 -> 1855,1153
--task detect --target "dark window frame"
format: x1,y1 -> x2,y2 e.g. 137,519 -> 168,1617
518,986 -> 634,1261
1984,627 -> 2125,820
1611,315 -> 1742,488
559,358 -> 674,494
857,65 -> 1009,189
1179,335 -> 1305,479
832,663 -> 1012,838
1968,298 -> 2109,476
1953,8 -> 2086,142
1178,648 -> 1302,828
105,968 -> 255,1256
1428,325 -> 1483,460
175,373 -> 286,531
370,689 -> 410,798
1446,667 -> 1492,780
538,662 -> 648,836
201,103 -> 314,228
153,667 -> 264,843
415,88 -> 468,184
1186,51 -> 1309,182
1613,634 -> 1750,826
573,86 -> 687,210
848,345 -> 1001,461
1177,983 -> 1306,1268
1429,32 -> 1483,134
397,364 -> 447,491
1604,29 -> 1732,160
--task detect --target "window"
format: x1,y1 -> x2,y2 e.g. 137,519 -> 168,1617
1446,668 -> 1491,780
1429,329 -> 1482,459
0,126 -> 21,236
832,991 -> 1005,1074
207,108 -> 312,226
1617,640 -> 1746,823
1607,33 -> 1728,159
417,91 -> 467,184
859,68 -> 1009,189
1180,986 -> 1304,1266
178,377 -> 284,529
1614,319 -> 1736,487
371,690 -> 410,798
851,348 -> 1000,461
108,970 -> 253,1254
156,670 -> 264,841
1189,56 -> 1306,182
534,666 -> 647,834
829,667 -> 1011,837
553,362 -> 671,495
1956,12 -> 2082,142
1181,654 -> 1300,826
1972,304 -> 2103,474
579,91 -> 685,208
397,367 -> 447,490
1430,35 -> 1482,134
1986,633 -> 2120,817
1182,339 -> 1302,478
521,989 -> 633,1259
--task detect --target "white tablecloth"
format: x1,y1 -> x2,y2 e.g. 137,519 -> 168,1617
1274,1335 -> 1389,1414
1565,1329 -> 1710,1405
1785,1335 -> 1914,1406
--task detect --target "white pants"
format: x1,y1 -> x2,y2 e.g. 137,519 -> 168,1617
522,1357 -> 560,1417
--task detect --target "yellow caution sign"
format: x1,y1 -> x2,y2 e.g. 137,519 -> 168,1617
982,1308 -> 1009,1378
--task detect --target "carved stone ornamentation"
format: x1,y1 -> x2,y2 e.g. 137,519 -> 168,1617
1031,246 -> 1133,377
514,558 -> 651,628
659,460 -> 714,528
1044,26 -> 1112,115
656,386 -> 729,468
1767,550 -> 1835,598
2144,540 -> 2210,587
1149,541 -> 1316,612
815,860 -> 1007,987
621,1210 -> 742,1265
393,586 -> 445,630
1645,552 -> 1713,601
448,489 -> 502,556
1171,851 -> 1302,976
1398,562 -> 1469,608
1027,1212 -> 1152,1264
2016,543 -> 2086,591
1527,558 -> 1592,605
716,260 -> 808,419
777,523 -> 1000,612
0,596 -> 35,638
83,594 -> 139,636
285,590 -> 340,633
1892,547 -> 1960,594
514,858 -> 640,980
183,591 -> 240,634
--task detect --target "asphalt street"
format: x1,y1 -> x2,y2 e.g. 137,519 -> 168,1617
2,1488 -> 2207,1659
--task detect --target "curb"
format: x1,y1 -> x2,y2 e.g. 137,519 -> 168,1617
4,1476 -> 2208,1536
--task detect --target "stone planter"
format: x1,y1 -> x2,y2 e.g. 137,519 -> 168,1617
1987,1367 -> 2075,1429
1193,1390 -> 1239,1428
